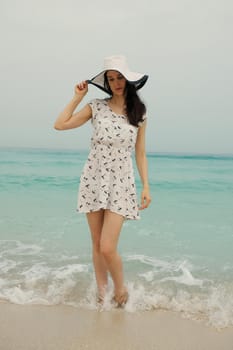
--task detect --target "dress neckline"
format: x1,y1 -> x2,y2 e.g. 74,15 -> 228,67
104,98 -> 126,118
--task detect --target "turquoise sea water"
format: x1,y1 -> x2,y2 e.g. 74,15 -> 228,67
0,147 -> 233,328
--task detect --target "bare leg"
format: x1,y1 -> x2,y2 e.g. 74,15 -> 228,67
100,210 -> 127,304
86,210 -> 108,299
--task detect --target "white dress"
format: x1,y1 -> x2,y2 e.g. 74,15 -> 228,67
77,98 -> 146,220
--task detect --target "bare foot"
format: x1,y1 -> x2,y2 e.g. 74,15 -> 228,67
97,285 -> 107,305
97,294 -> 104,305
113,287 -> 129,307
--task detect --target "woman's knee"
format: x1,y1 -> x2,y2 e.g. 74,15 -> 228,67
92,239 -> 101,254
100,241 -> 116,261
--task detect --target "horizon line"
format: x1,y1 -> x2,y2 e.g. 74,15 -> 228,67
0,145 -> 233,157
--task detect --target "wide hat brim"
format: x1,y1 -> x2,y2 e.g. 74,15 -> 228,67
87,69 -> 148,94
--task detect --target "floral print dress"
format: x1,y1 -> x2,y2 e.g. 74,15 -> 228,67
77,98 -> 145,220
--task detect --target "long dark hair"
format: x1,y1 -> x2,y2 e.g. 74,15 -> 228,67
104,73 -> 146,127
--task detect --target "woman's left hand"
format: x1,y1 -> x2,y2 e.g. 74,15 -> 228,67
139,187 -> 151,210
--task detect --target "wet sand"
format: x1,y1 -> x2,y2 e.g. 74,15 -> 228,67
0,303 -> 233,350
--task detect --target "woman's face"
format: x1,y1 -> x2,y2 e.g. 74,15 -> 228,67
106,70 -> 127,96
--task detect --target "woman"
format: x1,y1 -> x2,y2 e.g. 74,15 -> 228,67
54,55 -> 151,306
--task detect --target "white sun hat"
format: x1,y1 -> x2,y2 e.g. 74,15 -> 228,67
87,55 -> 148,94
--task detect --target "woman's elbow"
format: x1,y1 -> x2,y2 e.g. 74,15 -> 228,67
135,149 -> 146,160
54,122 -> 64,130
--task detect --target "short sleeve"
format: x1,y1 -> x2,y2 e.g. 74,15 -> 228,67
88,98 -> 95,114
138,114 -> 147,127
88,99 -> 98,123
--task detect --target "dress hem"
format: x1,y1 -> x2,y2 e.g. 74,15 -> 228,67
76,207 -> 140,221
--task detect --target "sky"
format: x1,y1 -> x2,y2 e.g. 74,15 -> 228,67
1,0 -> 233,154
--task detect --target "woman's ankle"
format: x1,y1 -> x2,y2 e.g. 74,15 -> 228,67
114,285 -> 127,297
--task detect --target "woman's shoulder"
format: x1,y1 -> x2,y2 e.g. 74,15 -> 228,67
88,98 -> 107,107
88,98 -> 108,120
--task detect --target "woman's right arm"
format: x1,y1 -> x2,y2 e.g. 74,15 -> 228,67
54,81 -> 92,130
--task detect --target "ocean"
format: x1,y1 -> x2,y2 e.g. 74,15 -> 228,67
0,147 -> 233,328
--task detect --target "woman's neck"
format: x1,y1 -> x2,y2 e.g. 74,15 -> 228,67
108,95 -> 126,116
109,95 -> 125,107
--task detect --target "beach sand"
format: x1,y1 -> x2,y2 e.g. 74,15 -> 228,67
0,303 -> 233,350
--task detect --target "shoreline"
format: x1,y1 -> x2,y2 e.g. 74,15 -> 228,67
0,303 -> 233,350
